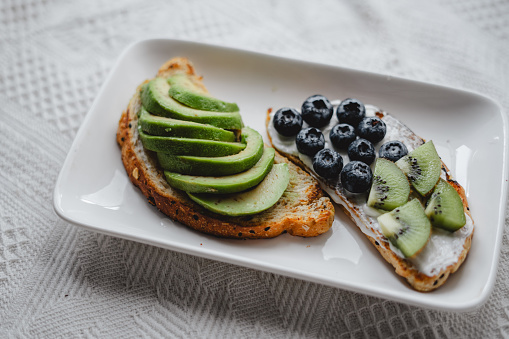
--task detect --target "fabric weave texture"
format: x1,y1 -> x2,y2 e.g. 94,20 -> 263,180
1,0 -> 509,337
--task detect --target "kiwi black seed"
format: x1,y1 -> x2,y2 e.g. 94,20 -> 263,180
367,158 -> 410,211
395,141 -> 441,196
425,178 -> 466,232
378,199 -> 431,258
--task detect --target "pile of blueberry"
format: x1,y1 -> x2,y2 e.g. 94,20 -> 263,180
273,95 -> 408,193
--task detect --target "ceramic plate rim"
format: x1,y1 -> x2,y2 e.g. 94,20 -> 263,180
53,38 -> 509,312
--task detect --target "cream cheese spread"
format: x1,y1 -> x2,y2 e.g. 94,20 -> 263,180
268,102 -> 474,277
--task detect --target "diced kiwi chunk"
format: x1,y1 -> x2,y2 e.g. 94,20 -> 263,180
378,199 -> 431,258
425,178 -> 466,232
367,158 -> 410,211
395,141 -> 441,196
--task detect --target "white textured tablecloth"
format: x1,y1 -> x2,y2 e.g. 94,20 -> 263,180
1,0 -> 508,337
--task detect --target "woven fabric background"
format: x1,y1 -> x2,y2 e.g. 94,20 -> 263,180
1,0 -> 508,337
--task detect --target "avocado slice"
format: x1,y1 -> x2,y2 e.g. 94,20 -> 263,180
141,78 -> 243,130
157,127 -> 263,176
138,108 -> 236,142
187,163 -> 290,216
138,127 -> 245,156
164,147 -> 275,194
167,74 -> 239,112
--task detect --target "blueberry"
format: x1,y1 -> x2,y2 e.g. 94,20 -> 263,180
340,161 -> 373,193
295,127 -> 325,156
312,148 -> 343,179
330,123 -> 356,150
379,141 -> 408,162
347,138 -> 376,165
300,94 -> 333,128
273,107 -> 303,137
357,116 -> 386,143
336,98 -> 366,127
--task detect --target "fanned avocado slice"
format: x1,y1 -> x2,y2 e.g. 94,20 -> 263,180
187,163 -> 290,216
157,127 -> 263,176
164,147 -> 275,194
141,77 -> 243,130
138,108 -> 235,142
138,127 -> 245,156
168,74 -> 239,112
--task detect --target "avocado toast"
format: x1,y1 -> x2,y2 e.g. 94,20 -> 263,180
266,100 -> 474,291
117,57 -> 334,239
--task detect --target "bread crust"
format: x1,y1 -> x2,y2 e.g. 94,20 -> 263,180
116,58 -> 335,239
266,108 -> 474,291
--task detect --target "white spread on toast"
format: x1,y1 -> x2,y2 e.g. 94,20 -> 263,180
268,103 -> 474,277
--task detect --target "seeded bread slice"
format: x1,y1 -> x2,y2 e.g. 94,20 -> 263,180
266,109 -> 474,291
116,57 -> 334,239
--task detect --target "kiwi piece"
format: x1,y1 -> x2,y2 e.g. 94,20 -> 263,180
378,199 -> 431,258
395,141 -> 441,196
367,158 -> 410,211
425,178 -> 466,232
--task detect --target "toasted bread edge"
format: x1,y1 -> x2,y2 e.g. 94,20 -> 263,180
265,108 -> 474,291
116,58 -> 335,239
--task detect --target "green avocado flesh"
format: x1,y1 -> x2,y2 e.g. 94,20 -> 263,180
164,147 -> 275,194
168,74 -> 239,112
138,108 -> 235,142
425,178 -> 466,232
157,126 -> 264,176
378,199 -> 431,258
141,77 -> 243,130
136,73 -> 287,216
187,163 -> 290,216
138,127 -> 245,156
395,141 -> 441,196
367,158 -> 410,211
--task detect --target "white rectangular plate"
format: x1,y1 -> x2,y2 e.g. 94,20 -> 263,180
54,39 -> 508,311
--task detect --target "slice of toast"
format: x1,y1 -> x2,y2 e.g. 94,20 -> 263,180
266,107 -> 474,291
116,57 -> 335,239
